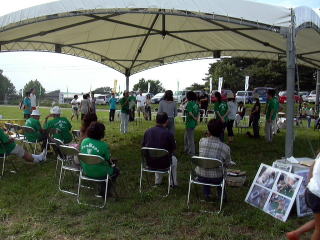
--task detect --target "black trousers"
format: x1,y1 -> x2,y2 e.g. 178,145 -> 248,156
252,116 -> 260,138
200,107 -> 208,122
129,108 -> 135,121
109,109 -> 115,121
226,120 -> 234,137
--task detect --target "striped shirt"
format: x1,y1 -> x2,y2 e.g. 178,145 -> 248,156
195,136 -> 232,178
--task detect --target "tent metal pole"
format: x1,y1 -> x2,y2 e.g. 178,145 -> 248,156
316,70 -> 320,113
126,75 -> 129,91
285,10 -> 296,158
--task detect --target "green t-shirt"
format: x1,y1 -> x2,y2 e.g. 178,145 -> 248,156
214,101 -> 228,121
44,117 -> 72,144
80,138 -> 114,178
128,96 -> 136,109
25,117 -> 42,142
266,97 -> 278,121
0,128 -> 16,155
186,101 -> 200,129
120,96 -> 129,114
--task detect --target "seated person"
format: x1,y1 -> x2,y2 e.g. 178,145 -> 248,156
80,121 -> 119,197
80,112 -> 98,139
44,106 -> 72,144
195,119 -> 233,201
25,109 -> 47,150
235,101 -> 246,126
0,128 -> 45,163
142,112 -> 178,187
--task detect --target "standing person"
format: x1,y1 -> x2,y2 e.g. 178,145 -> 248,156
286,153 -> 320,240
30,88 -> 37,110
145,94 -> 152,121
247,94 -> 261,138
235,101 -> 246,126
195,119 -> 233,201
158,90 -> 177,135
136,91 -> 146,118
44,106 -> 73,144
80,94 -> 90,120
142,112 -> 178,187
109,92 -> 117,122
265,89 -> 278,142
213,92 -> 228,142
226,92 -> 237,143
119,91 -> 130,133
80,122 -> 119,197
199,91 -> 209,122
128,91 -> 136,122
23,91 -> 32,119
70,95 -> 79,121
184,91 -> 200,156
90,92 -> 96,114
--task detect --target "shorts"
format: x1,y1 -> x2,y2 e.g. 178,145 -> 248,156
305,188 -> 320,214
10,144 -> 25,158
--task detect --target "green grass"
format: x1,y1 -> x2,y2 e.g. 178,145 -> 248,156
0,105 -> 319,240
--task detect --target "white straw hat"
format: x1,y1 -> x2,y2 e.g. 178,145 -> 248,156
50,106 -> 61,114
31,109 -> 41,116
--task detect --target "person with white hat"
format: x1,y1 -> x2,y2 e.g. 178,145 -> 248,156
25,109 -> 47,149
226,92 -> 237,143
44,106 -> 73,144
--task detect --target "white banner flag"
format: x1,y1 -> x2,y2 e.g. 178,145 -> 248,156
245,76 -> 249,91
210,78 -> 213,94
218,77 -> 223,93
147,82 -> 150,93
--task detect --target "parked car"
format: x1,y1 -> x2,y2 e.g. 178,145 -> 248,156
173,90 -> 187,103
278,91 -> 302,104
298,91 -> 309,102
95,94 -> 110,105
151,92 -> 165,104
235,91 -> 253,104
307,90 -> 320,103
142,93 -> 154,99
211,89 -> 233,102
252,87 -> 275,103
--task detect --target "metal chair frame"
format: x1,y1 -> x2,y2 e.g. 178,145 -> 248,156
77,153 -> 110,208
187,156 -> 226,213
45,128 -> 61,158
11,124 -> 24,141
0,141 -> 18,178
21,126 -> 40,154
139,147 -> 172,197
58,145 -> 80,196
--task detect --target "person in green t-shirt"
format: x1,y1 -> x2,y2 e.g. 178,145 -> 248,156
265,89 -> 278,142
80,121 -> 119,197
119,91 -> 130,133
44,106 -> 72,144
184,91 -> 200,155
25,109 -> 47,148
0,128 -> 45,163
213,91 -> 228,142
128,91 -> 136,122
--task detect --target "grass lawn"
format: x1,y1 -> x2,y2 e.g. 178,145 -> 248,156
0,105 -> 319,240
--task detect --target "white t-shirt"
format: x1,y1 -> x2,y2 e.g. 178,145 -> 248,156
71,99 -> 79,109
227,101 -> 237,120
30,93 -> 37,107
136,95 -> 146,107
307,154 -> 320,198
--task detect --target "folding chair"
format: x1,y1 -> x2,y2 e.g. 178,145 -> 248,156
72,130 -> 81,143
4,122 -> 13,134
11,124 -> 24,142
44,128 -> 61,157
58,145 -> 80,196
49,137 -> 65,175
0,141 -> 18,178
77,153 -> 110,208
21,126 -> 40,154
139,147 -> 172,197
187,156 -> 226,213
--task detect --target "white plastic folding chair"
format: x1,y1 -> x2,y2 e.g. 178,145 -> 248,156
21,126 -> 40,154
187,156 -> 226,213
58,145 -> 80,196
139,147 -> 172,197
77,153 -> 110,208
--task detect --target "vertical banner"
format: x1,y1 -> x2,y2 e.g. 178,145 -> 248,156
114,79 -> 118,93
147,81 -> 150,93
177,80 -> 180,92
245,76 -> 249,91
218,77 -> 223,93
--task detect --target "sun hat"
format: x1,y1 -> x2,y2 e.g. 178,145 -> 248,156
50,106 -> 61,114
227,92 -> 234,99
31,109 -> 41,116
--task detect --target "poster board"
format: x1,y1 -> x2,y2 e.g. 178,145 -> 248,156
295,169 -> 313,217
245,164 -> 303,222
272,161 -> 292,173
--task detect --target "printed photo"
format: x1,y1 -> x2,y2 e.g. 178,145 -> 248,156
247,185 -> 271,209
264,193 -> 290,221
256,166 -> 279,189
295,169 -> 310,195
296,194 -> 313,217
274,173 -> 300,198
272,161 -> 292,173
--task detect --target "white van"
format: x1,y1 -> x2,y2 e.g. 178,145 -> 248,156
173,90 -> 187,103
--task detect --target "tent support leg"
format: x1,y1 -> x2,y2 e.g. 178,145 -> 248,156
126,75 -> 129,91
316,70 -> 320,113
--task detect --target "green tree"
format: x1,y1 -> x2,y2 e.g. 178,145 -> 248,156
23,79 -> 45,97
133,78 -> 165,94
0,70 -> 16,101
93,86 -> 113,94
186,83 -> 206,91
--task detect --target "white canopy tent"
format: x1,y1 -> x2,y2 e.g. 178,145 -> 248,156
0,0 -> 319,157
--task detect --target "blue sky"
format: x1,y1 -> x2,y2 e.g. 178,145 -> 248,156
0,0 -> 318,93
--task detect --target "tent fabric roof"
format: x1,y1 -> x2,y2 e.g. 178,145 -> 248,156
0,0 -> 319,76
